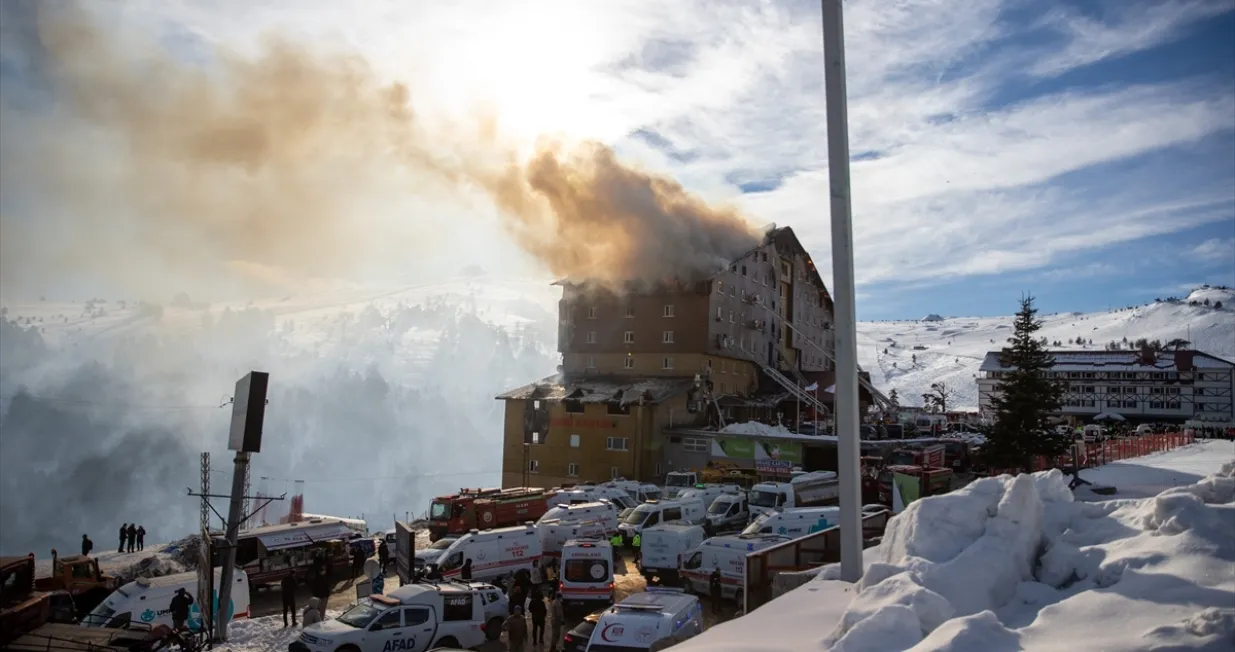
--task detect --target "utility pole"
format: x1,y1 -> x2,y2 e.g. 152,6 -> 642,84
821,0 -> 864,583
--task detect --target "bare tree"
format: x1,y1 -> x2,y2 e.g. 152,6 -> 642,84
921,382 -> 955,414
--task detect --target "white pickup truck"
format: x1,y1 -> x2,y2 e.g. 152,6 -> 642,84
291,582 -> 486,652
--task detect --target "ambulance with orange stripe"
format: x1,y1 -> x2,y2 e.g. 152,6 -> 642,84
678,534 -> 791,601
557,539 -> 615,614
431,524 -> 542,584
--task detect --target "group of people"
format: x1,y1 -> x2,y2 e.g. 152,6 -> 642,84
496,563 -> 567,652
118,523 -> 146,553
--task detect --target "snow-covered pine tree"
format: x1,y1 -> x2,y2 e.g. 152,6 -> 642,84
986,295 -> 1066,472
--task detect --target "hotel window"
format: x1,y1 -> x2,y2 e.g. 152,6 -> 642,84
662,357 -> 674,370
624,357 -> 635,369
1166,402 -> 1181,410
716,281 -> 724,294
607,437 -> 629,451
586,331 -> 596,344
663,331 -> 674,344
625,305 -> 635,318
586,356 -> 596,369
682,437 -> 709,453
587,306 -> 597,319
624,331 -> 635,344
569,434 -> 580,448
528,460 -> 539,473
741,289 -> 747,301
567,463 -> 579,477
729,311 -> 734,323
663,304 -> 675,318
532,432 -> 541,444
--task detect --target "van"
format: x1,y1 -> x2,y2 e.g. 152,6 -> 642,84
703,492 -> 749,534
539,502 -> 620,531
617,499 -> 705,542
585,588 -> 702,651
433,525 -> 542,583
680,534 -> 790,601
639,524 -> 705,585
1136,424 -> 1155,435
294,581 -> 487,652
84,568 -> 250,631
550,487 -> 638,511
748,471 -> 839,518
676,485 -> 743,512
539,519 -> 611,562
741,507 -> 840,538
605,479 -> 663,504
558,540 -> 615,613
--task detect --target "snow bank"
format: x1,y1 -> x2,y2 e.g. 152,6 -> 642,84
671,447 -> 1235,651
720,421 -> 796,437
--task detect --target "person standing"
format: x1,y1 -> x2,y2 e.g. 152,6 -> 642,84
118,524 -> 128,553
280,573 -> 298,627
81,534 -> 93,557
460,559 -> 473,581
548,592 -> 565,652
136,526 -> 146,552
508,583 -> 525,616
709,568 -> 723,615
631,532 -> 642,567
168,588 -> 194,631
502,605 -> 528,652
528,588 -> 547,646
377,539 -> 390,572
126,524 -> 137,554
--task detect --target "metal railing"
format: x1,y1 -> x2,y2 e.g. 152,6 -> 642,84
761,365 -> 830,415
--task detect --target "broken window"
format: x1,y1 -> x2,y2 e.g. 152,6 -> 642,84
564,399 -> 585,414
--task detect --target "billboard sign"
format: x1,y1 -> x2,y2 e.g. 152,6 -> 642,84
228,371 -> 269,452
710,436 -> 803,464
395,521 -> 415,585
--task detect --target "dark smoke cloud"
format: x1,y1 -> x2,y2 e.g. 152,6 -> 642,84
0,2 -> 758,297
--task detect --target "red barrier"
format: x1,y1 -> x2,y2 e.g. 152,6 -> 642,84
985,431 -> 1196,477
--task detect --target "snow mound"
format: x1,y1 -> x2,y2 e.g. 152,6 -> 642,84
720,421 -> 794,437
921,314 -> 944,322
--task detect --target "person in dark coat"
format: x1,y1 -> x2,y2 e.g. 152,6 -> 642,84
460,558 -> 473,581
126,524 -> 137,553
527,588 -> 547,645
508,584 -> 525,616
313,569 -> 331,604
119,524 -> 128,553
136,526 -> 146,552
169,588 -> 194,630
709,568 -> 723,615
350,547 -> 364,581
81,534 -> 93,557
377,539 -> 390,572
280,573 -> 298,627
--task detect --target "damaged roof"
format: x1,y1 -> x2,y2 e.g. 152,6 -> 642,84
496,373 -> 697,406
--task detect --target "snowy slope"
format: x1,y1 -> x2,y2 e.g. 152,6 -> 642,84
856,287 -> 1235,410
672,439 -> 1235,652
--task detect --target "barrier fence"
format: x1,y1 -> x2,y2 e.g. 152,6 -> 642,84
743,509 -> 891,614
993,431 -> 1197,475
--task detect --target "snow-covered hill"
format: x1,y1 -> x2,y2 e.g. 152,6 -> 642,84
857,287 -> 1235,410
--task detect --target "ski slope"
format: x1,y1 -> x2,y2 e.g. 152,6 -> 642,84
673,439 -> 1235,652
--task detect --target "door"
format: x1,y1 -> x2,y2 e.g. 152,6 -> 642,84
402,606 -> 435,652
365,608 -> 412,651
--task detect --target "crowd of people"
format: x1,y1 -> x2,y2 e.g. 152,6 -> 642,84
118,523 -> 146,553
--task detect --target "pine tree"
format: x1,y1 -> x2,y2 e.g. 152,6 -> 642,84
986,295 -> 1066,471
888,388 -> 900,407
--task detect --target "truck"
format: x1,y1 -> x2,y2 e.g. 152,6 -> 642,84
427,486 -> 550,541
748,471 -> 840,518
33,550 -> 122,616
878,465 -> 954,506
218,519 -> 354,588
888,443 -> 946,469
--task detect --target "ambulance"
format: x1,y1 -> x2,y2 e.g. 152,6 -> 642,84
616,499 -> 705,542
638,524 -> 705,585
676,484 -> 743,511
84,567 -> 250,631
741,506 -> 840,538
585,588 -> 703,651
549,485 -> 639,510
539,501 -> 620,532
605,479 -> 663,504
558,540 -> 615,614
702,492 -> 750,534
431,524 -> 542,583
679,534 -> 791,601
538,519 -> 611,562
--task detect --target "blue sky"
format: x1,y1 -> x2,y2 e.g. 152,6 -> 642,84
0,0 -> 1232,319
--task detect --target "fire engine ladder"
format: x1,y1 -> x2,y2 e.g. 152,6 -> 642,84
754,300 -> 896,413
761,364 -> 830,416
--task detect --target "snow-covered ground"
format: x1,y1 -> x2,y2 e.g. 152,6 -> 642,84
674,440 -> 1235,651
1075,439 -> 1235,501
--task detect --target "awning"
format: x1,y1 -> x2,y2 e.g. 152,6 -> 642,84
257,522 -> 353,551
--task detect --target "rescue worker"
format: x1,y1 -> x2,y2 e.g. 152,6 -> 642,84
377,538 -> 390,572
126,524 -> 137,554
281,573 -> 298,627
136,525 -> 146,552
631,531 -> 642,566
528,587 -> 547,645
168,588 -> 194,631
548,591 -> 565,652
509,583 -> 525,616
460,558 -> 473,581
709,568 -> 723,615
608,531 -> 623,550
81,534 -> 93,557
302,597 -> 322,627
502,605 -> 528,652
350,546 -> 364,581
119,523 -> 128,553
313,568 -> 332,604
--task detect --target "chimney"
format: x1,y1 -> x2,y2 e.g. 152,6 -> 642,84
1174,350 -> 1195,373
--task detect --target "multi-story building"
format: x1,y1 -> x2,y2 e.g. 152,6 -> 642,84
977,349 -> 1235,424
497,226 -> 836,488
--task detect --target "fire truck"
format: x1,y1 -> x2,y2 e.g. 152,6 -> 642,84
427,487 -> 551,541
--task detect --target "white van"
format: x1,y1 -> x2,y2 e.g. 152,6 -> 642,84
703,492 -> 749,534
539,501 -> 620,531
296,582 -> 486,652
433,525 -> 542,583
741,507 -> 840,538
559,540 -> 615,613
676,485 -> 742,512
617,499 -> 706,542
639,524 -> 705,585
539,519 -> 611,561
586,588 -> 703,651
748,471 -> 839,518
606,479 -> 663,504
680,534 -> 791,600
84,567 -> 249,631
662,471 -> 700,499
549,488 -> 637,511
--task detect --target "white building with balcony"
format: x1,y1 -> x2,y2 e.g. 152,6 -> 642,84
977,350 -> 1234,424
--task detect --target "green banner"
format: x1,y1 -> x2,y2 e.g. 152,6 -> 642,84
711,437 -> 802,463
713,437 -> 755,458
894,472 -> 921,504
758,440 -> 802,464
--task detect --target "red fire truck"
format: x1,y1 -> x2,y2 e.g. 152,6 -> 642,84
427,487 -> 551,541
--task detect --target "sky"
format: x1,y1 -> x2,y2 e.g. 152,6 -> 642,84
0,0 -> 1232,321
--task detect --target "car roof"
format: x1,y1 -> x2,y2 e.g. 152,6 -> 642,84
614,590 -> 697,614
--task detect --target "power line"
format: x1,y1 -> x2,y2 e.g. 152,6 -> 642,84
0,393 -> 231,411
210,469 -> 502,483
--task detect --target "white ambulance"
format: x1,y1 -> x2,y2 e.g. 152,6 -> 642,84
84,567 -> 250,631
550,485 -> 639,510
679,534 -> 791,601
741,506 -> 840,538
432,524 -> 541,583
539,501 -> 620,531
558,539 -> 615,613
294,582 -> 486,652
616,499 -> 706,542
605,479 -> 663,504
585,588 -> 703,651
703,492 -> 750,534
676,484 -> 743,511
638,524 -> 705,585
538,519 -> 611,562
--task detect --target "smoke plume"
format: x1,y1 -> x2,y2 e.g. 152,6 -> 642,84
1,3 -> 759,297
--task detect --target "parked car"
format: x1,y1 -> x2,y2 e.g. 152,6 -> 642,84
561,608 -> 606,652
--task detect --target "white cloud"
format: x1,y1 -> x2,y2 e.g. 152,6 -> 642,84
1191,237 -> 1235,263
